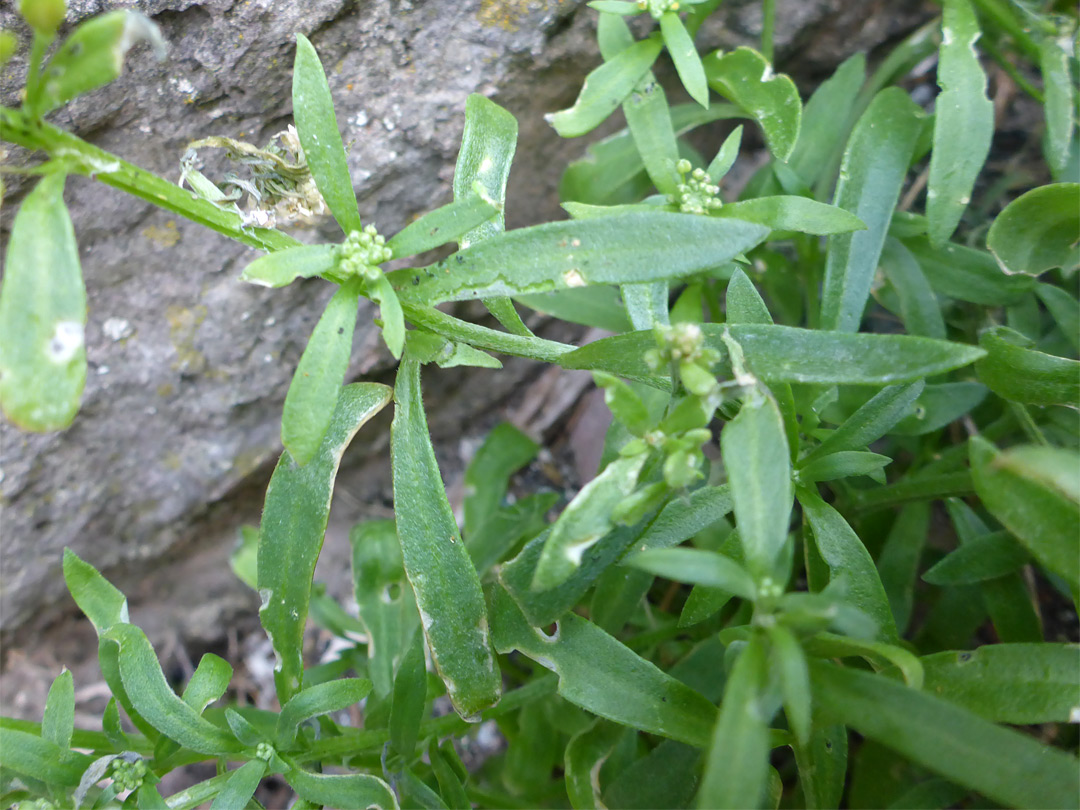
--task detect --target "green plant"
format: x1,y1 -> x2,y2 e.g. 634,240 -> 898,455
1,0 -> 1078,807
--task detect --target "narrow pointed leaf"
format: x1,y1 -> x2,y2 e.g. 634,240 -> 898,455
101,623 -> 240,755
463,422 -> 539,538
976,325 -> 1080,406
927,0 -> 993,245
707,125 -> 743,184
392,355 -> 501,719
565,721 -> 624,810
661,12 -> 709,108
624,547 -> 757,599
62,548 -> 129,633
877,503 -> 930,633
716,196 -> 866,235
704,47 -> 801,160
387,195 -> 498,260
286,769 -> 400,810
0,728 -> 93,786
1036,283 -> 1080,354
260,383 -> 393,702
490,584 -> 717,746
811,661 -> 1080,810
368,274 -> 405,359
698,635 -> 770,809
42,669 -> 75,750
922,530 -> 1027,585
986,183 -> 1080,276
793,724 -> 848,810
546,38 -> 664,137
797,451 -> 890,484
801,382 -> 923,465
292,33 -> 361,234
722,387 -> 792,575
1042,38 -> 1076,180
276,678 -> 372,749
624,73 -> 680,195
389,629 -> 427,760
209,760 -> 267,810
240,244 -> 339,288
0,173 -> 86,432
622,282 -> 670,330
821,88 -> 924,331
767,624 -> 811,746
633,484 -> 733,552
902,235 -> 1035,305
281,279 -> 362,465
389,212 -> 769,304
790,52 -> 866,189
879,237 -> 946,339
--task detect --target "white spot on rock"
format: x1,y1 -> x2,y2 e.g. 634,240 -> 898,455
102,317 -> 133,341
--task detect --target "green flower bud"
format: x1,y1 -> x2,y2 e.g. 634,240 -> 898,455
679,360 -> 717,397
0,31 -> 18,67
19,0 -> 67,34
256,741 -> 275,761
663,447 -> 702,489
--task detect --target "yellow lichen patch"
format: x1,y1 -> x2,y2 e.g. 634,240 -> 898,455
477,0 -> 566,31
165,304 -> 208,373
141,220 -> 180,248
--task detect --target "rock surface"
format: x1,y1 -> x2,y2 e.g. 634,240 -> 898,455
0,0 -> 932,698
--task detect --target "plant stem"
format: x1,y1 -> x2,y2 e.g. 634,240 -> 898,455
761,0 -> 776,63
0,106 -> 299,253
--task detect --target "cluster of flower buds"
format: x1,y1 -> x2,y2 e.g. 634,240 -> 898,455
109,757 -> 148,793
669,159 -> 722,216
256,742 -> 276,761
637,0 -> 680,20
644,322 -> 722,397
340,225 -> 393,281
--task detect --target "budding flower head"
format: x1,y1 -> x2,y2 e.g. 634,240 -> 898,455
638,0 -> 680,20
109,757 -> 148,792
19,0 -> 66,34
669,159 -> 722,216
340,226 -> 392,279
256,742 -> 275,761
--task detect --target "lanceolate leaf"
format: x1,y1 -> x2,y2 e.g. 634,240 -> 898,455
276,678 -> 372,749
387,195 -> 498,260
789,52 -> 866,190
292,33 -> 362,234
0,173 -> 87,432
562,324 -> 984,387
969,437 -> 1080,591
902,235 -> 1036,305
62,548 -> 129,633
878,237 -> 946,339
821,88 -> 924,332
101,623 -> 240,755
0,728 -> 93,787
565,721 -> 624,810
240,243 -> 339,289
660,12 -> 709,108
490,584 -> 717,746
704,47 -> 801,161
811,661 -> 1080,810
209,761 -> 268,810
463,422 -> 539,538
546,37 -> 664,137
286,769 -> 400,810
42,669 -> 75,750
798,488 -> 898,642
281,279 -> 363,465
389,212 -> 769,304
260,383 -> 393,702
1041,38 -> 1077,180
975,325 -> 1080,406
926,0 -> 993,245
623,547 -> 757,600
716,196 -> 866,235
986,183 -> 1080,276
800,382 -> 923,465
392,355 -> 501,719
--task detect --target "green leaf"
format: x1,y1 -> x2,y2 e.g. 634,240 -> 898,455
183,655 -> 232,716
463,422 -> 539,538
281,279 -> 363,465
704,47 -> 801,160
0,728 -> 93,787
698,635 -> 770,809
260,382 -> 393,702
987,183 -> 1080,276
660,12 -> 709,108
890,382 -> 987,436
767,624 -> 811,746
877,503 -> 929,634
63,548 -> 128,632
798,489 -> 898,642
624,547 -> 757,599
915,644 -> 1080,724
392,355 -> 501,719
0,173 -> 86,432
562,324 -> 984,387
387,195 -> 498,260
42,669 -> 74,750
970,438 -> 1080,590
793,724 -> 848,810
821,88 -> 924,331
532,454 -> 646,589
922,530 -> 1027,584
589,0 -> 642,14
878,238 -> 946,339
209,760 -> 267,810
37,11 -> 163,114
976,325 -> 1080,406
368,273 -> 405,359
624,74 -> 680,196
565,721 -> 624,810
801,382 -> 923,465
389,629 -> 427,760
603,740 -> 701,810
811,661 -> 1080,810
621,281 -> 670,331
276,678 -> 372,749
722,387 -> 792,576
716,196 -> 867,235
101,623 -> 240,755
546,37 -> 664,137
1041,38 -> 1077,180
1036,283 -> 1080,354
390,212 -> 769,304
926,0 -> 993,245
430,740 -> 471,810
634,484 -> 733,552
286,769 -> 400,810
707,125 -> 743,184
804,632 -> 923,689
404,329 -> 501,370
903,235 -> 1036,306
240,243 -> 339,289
789,52 -> 866,189
469,493 -> 556,577
292,33 -> 362,234
797,451 -> 890,484
593,372 -> 651,436
517,286 -> 633,333
490,584 -> 717,746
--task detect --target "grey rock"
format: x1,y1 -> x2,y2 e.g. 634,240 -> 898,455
0,0 -> 932,671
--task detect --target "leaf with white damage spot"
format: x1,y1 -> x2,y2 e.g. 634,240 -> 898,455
388,212 -> 769,305
0,174 -> 87,432
926,0 -> 993,246
392,354 -> 501,719
259,382 -> 393,704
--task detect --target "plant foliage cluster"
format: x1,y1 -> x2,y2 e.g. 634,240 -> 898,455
0,0 -> 1078,807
